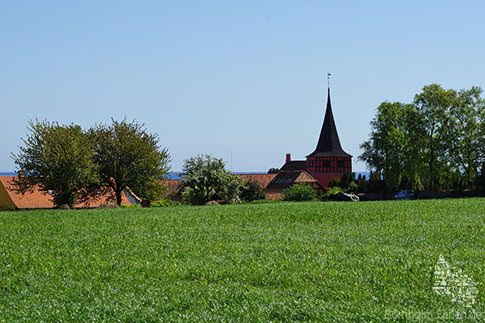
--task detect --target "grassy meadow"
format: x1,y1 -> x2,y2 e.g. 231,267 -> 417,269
0,198 -> 484,321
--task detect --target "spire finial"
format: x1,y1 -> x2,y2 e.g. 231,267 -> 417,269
327,72 -> 331,89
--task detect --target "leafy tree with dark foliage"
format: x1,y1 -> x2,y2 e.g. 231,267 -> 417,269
91,119 -> 170,205
12,120 -> 99,207
361,84 -> 485,192
239,180 -> 266,202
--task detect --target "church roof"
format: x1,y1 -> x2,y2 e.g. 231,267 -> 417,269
307,88 -> 352,158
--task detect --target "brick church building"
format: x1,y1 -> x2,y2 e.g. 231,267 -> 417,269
279,87 -> 352,189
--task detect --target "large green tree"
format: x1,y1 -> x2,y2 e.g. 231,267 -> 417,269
182,154 -> 240,205
448,87 -> 485,188
359,102 -> 415,191
12,120 -> 98,207
91,119 -> 171,205
361,84 -> 484,192
413,84 -> 456,190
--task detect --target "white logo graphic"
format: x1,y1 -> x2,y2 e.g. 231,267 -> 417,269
432,255 -> 479,307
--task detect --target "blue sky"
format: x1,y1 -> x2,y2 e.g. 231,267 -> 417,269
1,1 -> 484,172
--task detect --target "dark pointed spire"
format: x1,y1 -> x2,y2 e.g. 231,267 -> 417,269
307,87 -> 352,158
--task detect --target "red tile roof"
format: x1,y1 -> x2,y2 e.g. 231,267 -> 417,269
0,176 -> 131,209
235,174 -> 277,188
162,179 -> 184,198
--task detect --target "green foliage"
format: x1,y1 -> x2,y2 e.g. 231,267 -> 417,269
239,180 -> 266,202
448,87 -> 485,188
328,177 -> 340,188
476,164 -> 485,190
182,154 -> 240,205
414,84 -> 457,190
283,183 -> 316,201
327,186 -> 344,194
347,180 -> 358,193
366,171 -> 386,193
120,203 -> 141,208
0,199 -> 484,320
182,186 -> 207,205
12,120 -> 99,207
339,171 -> 355,190
356,175 -> 368,193
90,119 -> 171,205
359,102 -> 417,191
360,84 -> 485,192
149,199 -> 179,207
320,186 -> 344,201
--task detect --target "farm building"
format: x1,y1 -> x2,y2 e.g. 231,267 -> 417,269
0,175 -> 133,209
265,170 -> 324,200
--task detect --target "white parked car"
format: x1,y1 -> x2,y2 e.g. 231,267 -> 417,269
394,190 -> 416,200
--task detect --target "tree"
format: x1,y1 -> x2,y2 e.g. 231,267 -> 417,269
328,177 -> 340,188
339,171 -> 355,190
448,87 -> 485,188
361,84 -> 484,192
359,102 -> 411,191
356,174 -> 368,193
476,163 -> 485,190
12,120 -> 98,207
182,154 -> 240,205
413,84 -> 456,190
91,119 -> 170,205
240,180 -> 266,202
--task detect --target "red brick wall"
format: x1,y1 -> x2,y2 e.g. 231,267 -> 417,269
306,156 -> 352,189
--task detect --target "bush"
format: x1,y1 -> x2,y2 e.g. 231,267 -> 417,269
239,180 -> 266,202
182,187 -> 209,205
150,199 -> 180,207
347,181 -> 358,193
320,186 -> 344,201
328,177 -> 340,188
283,183 -> 316,201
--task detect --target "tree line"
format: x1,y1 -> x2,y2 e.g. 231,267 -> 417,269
359,84 -> 485,192
13,119 -> 170,207
12,121 -> 267,207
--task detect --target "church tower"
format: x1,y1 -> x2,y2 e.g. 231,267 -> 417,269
306,87 -> 352,188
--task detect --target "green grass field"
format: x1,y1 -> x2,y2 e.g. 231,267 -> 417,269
1,199 -> 484,321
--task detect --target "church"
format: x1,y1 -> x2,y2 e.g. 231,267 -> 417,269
266,85 -> 352,196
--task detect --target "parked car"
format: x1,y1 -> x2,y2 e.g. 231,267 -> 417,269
394,190 -> 416,200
